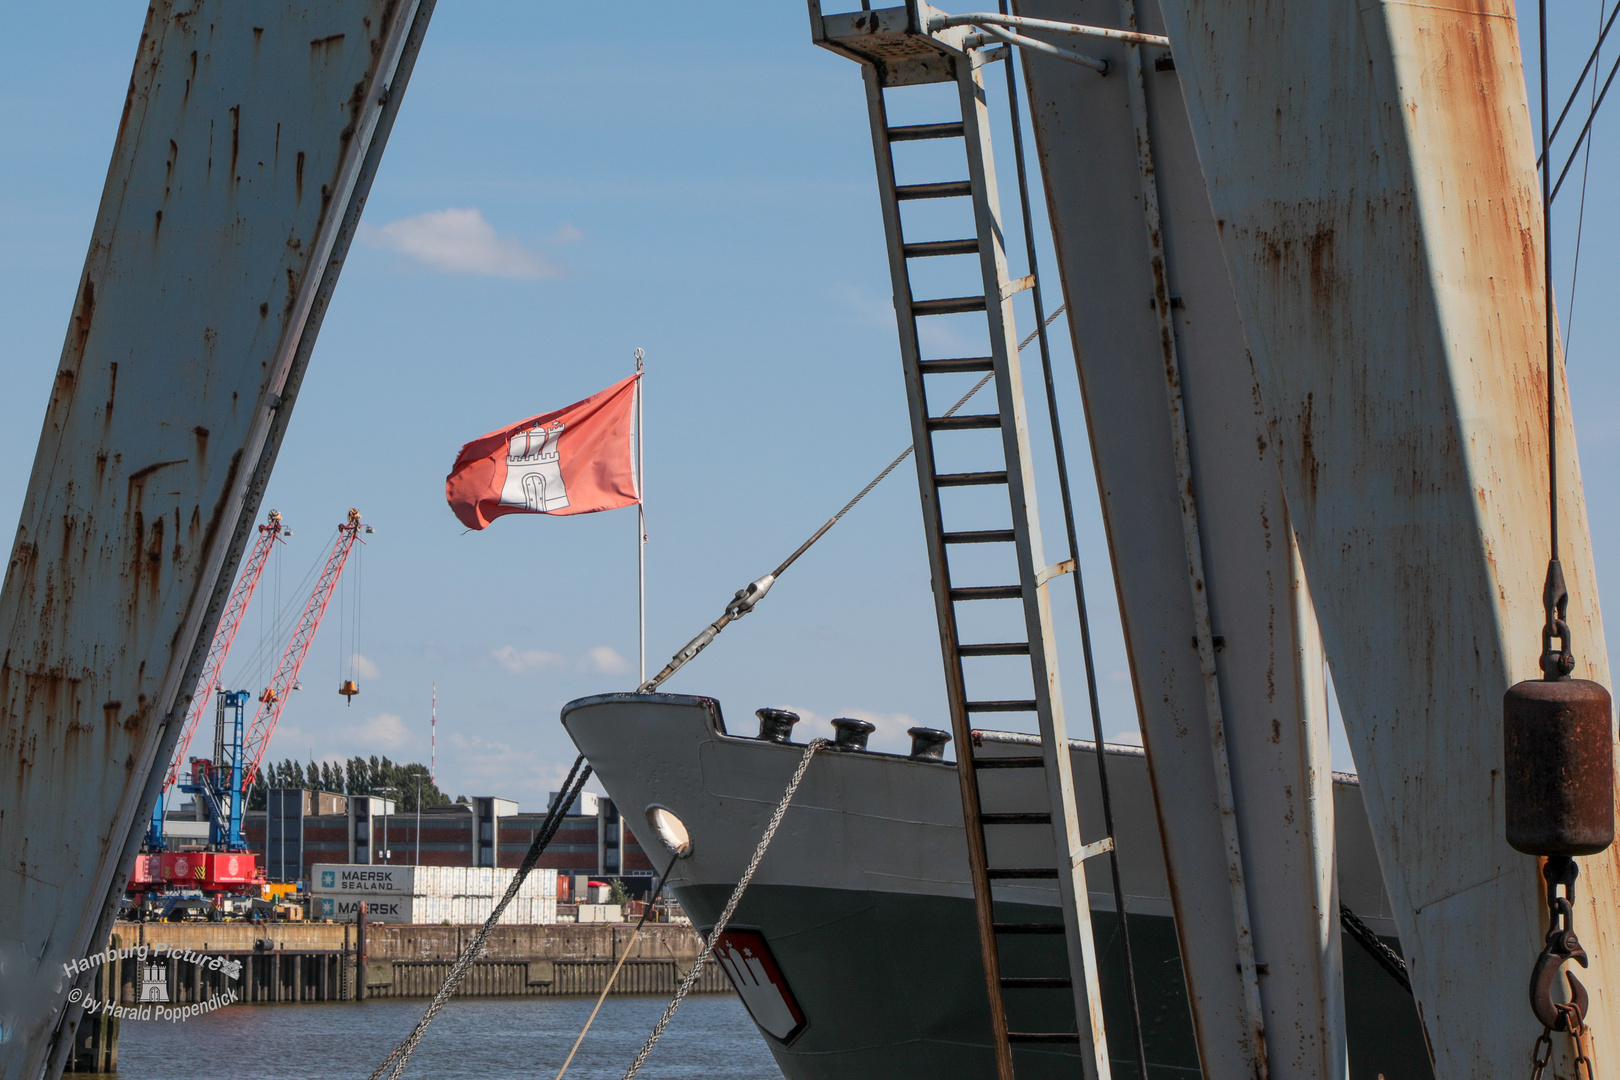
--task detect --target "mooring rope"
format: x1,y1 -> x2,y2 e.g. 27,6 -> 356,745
620,738 -> 828,1080
553,856 -> 679,1080
366,756 -> 594,1080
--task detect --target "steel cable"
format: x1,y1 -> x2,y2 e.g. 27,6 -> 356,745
997,15 -> 1151,1077
1538,0 -> 1620,167
365,755 -> 594,1080
638,305 -> 1065,694
1561,0 -> 1607,357
620,739 -> 828,1080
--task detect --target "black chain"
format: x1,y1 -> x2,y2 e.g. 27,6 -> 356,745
1338,904 -> 1411,995
1527,858 -> 1596,1074
1531,1029 -> 1554,1080
1530,1022 -> 1598,1079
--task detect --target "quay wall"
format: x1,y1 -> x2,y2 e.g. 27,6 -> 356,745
98,921 -> 728,1004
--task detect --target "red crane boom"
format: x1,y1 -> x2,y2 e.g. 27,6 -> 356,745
240,508 -> 369,792
162,510 -> 287,792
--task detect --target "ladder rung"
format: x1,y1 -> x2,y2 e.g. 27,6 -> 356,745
949,586 -> 1023,601
904,238 -> 979,258
993,922 -> 1067,934
935,470 -> 1007,487
912,295 -> 987,316
981,812 -> 1051,825
887,121 -> 965,142
1000,273 -> 1036,300
1001,977 -> 1072,989
957,641 -> 1029,657
966,699 -> 1038,712
987,868 -> 1059,880
1008,1032 -> 1081,1044
927,414 -> 1001,432
973,756 -> 1045,769
919,356 -> 994,374
896,180 -> 973,200
943,529 -> 1016,545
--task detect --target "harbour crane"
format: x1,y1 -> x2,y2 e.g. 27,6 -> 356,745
142,510 -> 287,852
240,507 -> 371,792
133,509 -> 368,896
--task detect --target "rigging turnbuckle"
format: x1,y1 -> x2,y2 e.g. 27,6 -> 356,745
1530,856 -> 1591,1033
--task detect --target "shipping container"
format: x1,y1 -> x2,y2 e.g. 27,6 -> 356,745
309,865 -> 558,924
311,864 -> 416,894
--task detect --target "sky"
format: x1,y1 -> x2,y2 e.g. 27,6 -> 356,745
3,4 -> 1619,812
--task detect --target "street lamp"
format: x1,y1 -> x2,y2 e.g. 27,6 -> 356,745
414,772 -> 424,866
374,787 -> 398,865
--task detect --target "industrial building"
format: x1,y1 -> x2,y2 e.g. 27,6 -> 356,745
236,788 -> 653,886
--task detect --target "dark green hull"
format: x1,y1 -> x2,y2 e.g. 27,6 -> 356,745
682,883 -> 1430,1080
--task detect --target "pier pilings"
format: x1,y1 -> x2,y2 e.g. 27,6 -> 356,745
97,921 -> 730,1006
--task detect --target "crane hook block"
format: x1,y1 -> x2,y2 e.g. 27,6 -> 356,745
1504,677 -> 1614,856
340,680 -> 360,704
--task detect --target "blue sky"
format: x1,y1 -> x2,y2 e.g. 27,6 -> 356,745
4,4 -> 1619,810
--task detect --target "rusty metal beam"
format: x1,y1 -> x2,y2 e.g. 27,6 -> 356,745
1154,0 -> 1616,1074
0,4 -> 435,1076
1013,0 -> 1345,1075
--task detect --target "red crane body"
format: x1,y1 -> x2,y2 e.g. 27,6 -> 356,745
240,508 -> 369,793
162,511 -> 287,792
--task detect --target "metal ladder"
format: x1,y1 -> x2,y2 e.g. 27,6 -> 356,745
813,7 -> 1112,1078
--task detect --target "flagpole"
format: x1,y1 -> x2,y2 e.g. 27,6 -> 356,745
635,348 -> 646,686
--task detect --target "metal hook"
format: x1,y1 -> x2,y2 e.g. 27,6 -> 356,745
1531,901 -> 1591,1032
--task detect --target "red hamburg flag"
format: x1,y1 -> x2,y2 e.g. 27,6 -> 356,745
445,373 -> 640,531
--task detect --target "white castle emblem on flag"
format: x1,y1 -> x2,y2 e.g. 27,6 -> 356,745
500,421 -> 570,512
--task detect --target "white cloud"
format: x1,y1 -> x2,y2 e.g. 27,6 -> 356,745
351,653 -> 381,680
493,645 -> 630,675
444,730 -> 572,808
838,708 -> 921,733
837,285 -> 897,330
1108,728 -> 1144,746
585,646 -> 631,674
494,647 -> 567,673
774,706 -> 922,756
361,208 -> 564,279
358,712 -> 411,750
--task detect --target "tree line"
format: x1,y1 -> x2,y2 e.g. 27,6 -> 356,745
247,755 -> 458,811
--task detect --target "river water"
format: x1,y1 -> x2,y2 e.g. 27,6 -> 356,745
114,994 -> 784,1079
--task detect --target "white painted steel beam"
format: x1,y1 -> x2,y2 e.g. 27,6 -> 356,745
1013,1 -> 1345,1075
0,4 -> 433,1077
1153,0 -> 1616,1075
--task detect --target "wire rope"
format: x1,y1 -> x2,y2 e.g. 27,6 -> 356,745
1563,0 -> 1607,357
638,305 -> 1065,693
997,16 -> 1150,1075
1548,48 -> 1620,203
226,528 -> 334,692
619,739 -> 827,1080
1538,0 -> 1620,166
366,756 -> 594,1080
1543,0 -> 1558,562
